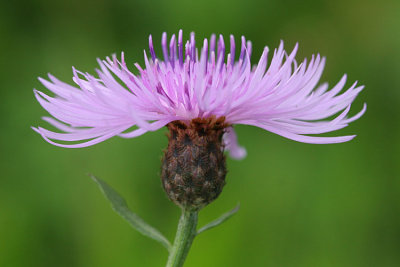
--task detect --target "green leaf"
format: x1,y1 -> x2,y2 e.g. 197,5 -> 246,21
90,174 -> 171,251
197,204 -> 240,235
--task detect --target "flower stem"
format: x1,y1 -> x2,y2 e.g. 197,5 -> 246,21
166,207 -> 198,267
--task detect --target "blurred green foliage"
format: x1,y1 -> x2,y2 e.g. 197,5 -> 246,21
0,0 -> 399,266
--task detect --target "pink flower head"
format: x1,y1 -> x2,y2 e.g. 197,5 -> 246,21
33,30 -> 366,159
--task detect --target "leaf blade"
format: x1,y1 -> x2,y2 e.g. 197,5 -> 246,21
197,204 -> 240,235
90,174 -> 171,251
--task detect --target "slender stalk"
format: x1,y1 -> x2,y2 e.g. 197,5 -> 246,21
166,207 -> 198,267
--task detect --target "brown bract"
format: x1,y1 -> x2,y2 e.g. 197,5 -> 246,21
161,116 -> 229,209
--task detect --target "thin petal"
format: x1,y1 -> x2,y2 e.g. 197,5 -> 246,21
223,127 -> 247,160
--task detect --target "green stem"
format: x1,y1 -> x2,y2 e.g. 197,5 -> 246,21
166,207 -> 198,267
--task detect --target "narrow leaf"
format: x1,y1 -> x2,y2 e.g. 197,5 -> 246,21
197,204 -> 240,235
90,174 -> 171,251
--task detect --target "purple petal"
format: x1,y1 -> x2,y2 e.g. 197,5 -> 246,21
223,127 -> 247,160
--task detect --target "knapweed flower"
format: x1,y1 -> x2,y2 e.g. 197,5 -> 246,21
33,30 -> 365,208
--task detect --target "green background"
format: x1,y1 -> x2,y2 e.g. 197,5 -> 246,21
1,0 -> 399,266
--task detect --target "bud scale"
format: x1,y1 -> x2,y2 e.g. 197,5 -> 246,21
161,117 -> 228,209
